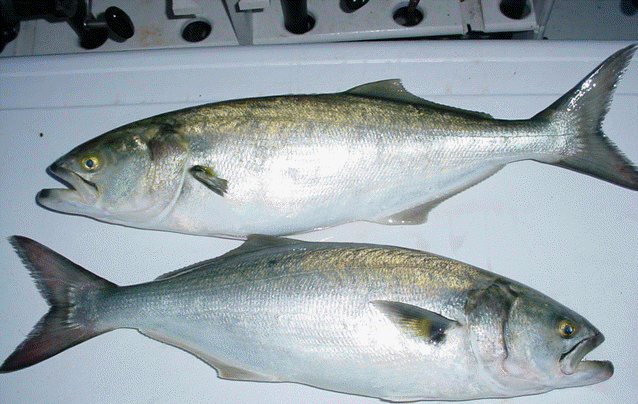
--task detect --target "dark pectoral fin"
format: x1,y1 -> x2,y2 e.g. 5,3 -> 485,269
372,300 -> 458,343
190,165 -> 229,196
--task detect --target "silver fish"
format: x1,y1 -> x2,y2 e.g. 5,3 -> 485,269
37,45 -> 638,237
1,235 -> 612,401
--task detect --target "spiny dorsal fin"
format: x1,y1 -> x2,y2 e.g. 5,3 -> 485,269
372,300 -> 459,344
219,235 -> 304,260
154,260 -> 210,281
154,235 -> 304,281
345,79 -> 493,119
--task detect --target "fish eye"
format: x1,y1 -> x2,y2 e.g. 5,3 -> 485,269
81,154 -> 101,172
558,319 -> 578,339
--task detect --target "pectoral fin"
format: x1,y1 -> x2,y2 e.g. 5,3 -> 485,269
190,165 -> 228,196
372,300 -> 458,343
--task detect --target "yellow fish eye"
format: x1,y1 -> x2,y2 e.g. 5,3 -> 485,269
81,154 -> 101,172
558,319 -> 578,339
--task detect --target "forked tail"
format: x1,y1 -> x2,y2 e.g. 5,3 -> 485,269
533,44 -> 638,190
0,236 -> 116,372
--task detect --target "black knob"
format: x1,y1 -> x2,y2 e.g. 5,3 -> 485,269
393,0 -> 423,27
103,6 -> 134,41
182,20 -> 212,43
281,0 -> 314,35
340,0 -> 369,13
67,0 -> 108,49
84,6 -> 134,43
79,26 -> 108,49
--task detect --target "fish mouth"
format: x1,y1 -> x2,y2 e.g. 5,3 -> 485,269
37,164 -> 99,213
559,333 -> 613,381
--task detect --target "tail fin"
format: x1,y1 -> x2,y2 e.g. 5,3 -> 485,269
533,44 -> 638,190
1,236 -> 117,373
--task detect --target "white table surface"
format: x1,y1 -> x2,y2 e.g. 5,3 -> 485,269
1,40 -> 636,404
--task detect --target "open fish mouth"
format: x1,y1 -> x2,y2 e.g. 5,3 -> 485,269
559,333 -> 612,379
37,164 -> 99,212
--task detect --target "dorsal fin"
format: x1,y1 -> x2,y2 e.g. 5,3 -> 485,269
345,79 -> 493,119
154,260 -> 210,281
154,235 -> 303,281
219,234 -> 302,260
346,79 -> 432,105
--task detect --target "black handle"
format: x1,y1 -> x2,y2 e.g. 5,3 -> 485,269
0,0 -> 134,51
71,5 -> 134,48
281,0 -> 314,34
103,6 -> 134,41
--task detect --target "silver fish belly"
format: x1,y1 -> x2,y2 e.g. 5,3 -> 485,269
37,45 -> 638,237
1,236 -> 612,401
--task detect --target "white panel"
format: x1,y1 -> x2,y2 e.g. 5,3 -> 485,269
1,0 -> 548,57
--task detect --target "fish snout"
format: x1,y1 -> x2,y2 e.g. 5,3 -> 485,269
558,331 -> 612,385
37,164 -> 99,213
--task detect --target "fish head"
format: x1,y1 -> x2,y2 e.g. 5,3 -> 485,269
37,121 -> 188,224
500,286 -> 613,390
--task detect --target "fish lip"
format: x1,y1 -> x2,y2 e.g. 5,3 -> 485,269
38,164 -> 99,207
559,332 -> 604,375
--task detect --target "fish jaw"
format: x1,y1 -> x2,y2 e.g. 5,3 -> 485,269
37,163 -> 101,216
558,332 -> 613,387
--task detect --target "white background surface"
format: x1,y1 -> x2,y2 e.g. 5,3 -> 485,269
0,41 -> 637,403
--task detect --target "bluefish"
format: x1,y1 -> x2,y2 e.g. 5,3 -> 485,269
1,236 -> 612,401
37,45 -> 638,237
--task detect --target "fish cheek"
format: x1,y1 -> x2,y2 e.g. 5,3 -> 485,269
115,160 -> 145,196
502,297 -> 564,381
465,280 -> 518,377
97,152 -> 157,216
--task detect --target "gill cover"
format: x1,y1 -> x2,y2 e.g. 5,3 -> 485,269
464,279 -> 517,371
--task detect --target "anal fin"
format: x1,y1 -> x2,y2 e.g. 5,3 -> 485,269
376,199 -> 442,225
139,329 -> 281,382
377,165 -> 505,225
